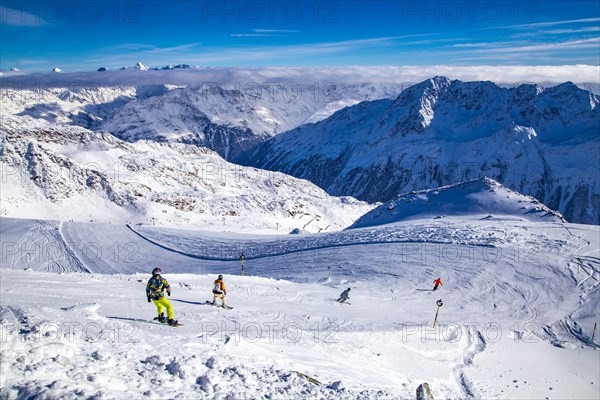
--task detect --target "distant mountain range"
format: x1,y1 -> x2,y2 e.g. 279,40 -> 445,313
238,76 -> 600,224
2,71 -> 598,224
2,77 -> 405,160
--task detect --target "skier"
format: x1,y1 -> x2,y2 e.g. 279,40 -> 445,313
212,274 -> 229,308
336,288 -> 351,303
433,278 -> 442,291
146,268 -> 178,326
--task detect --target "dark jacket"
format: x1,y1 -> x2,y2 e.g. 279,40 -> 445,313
147,275 -> 171,300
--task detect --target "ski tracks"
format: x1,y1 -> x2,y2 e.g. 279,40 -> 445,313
9,220 -> 89,273
451,325 -> 487,399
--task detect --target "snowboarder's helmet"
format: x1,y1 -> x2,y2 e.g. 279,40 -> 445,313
152,268 -> 161,275
347,288 -> 351,291
218,274 -> 223,280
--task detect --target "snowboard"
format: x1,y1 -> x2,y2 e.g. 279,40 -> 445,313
153,317 -> 183,327
107,316 -> 182,327
336,300 -> 351,305
205,300 -> 234,309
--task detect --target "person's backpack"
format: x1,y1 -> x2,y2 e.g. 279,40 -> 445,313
213,282 -> 223,294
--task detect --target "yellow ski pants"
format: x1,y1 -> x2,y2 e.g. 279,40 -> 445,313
152,297 -> 174,320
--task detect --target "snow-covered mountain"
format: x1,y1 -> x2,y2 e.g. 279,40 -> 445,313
2,85 -> 139,130
239,77 -> 600,225
0,115 -> 372,232
99,82 -> 405,160
350,177 -> 565,229
119,62 -> 149,71
2,68 -> 598,160
159,64 -> 197,70
1,74 -> 405,159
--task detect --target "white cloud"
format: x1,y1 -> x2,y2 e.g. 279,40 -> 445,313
230,33 -> 286,37
481,17 -> 600,31
517,26 -> 600,36
3,66 -> 599,89
253,29 -> 299,33
459,37 -> 600,54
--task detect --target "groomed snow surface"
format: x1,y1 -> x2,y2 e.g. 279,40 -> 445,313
1,216 -> 599,399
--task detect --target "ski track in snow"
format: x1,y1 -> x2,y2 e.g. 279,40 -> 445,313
9,220 -> 89,273
451,326 -> 487,399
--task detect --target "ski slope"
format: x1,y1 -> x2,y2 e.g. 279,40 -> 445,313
1,216 -> 599,399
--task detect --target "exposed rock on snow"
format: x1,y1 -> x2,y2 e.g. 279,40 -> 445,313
416,383 -> 434,400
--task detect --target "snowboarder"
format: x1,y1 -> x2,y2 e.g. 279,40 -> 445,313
433,278 -> 442,291
146,268 -> 178,326
336,288 -> 351,303
212,274 -> 229,308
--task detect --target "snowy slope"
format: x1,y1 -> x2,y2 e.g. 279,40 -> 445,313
0,115 -> 372,233
239,77 -> 600,225
1,216 -> 599,399
350,177 -> 565,228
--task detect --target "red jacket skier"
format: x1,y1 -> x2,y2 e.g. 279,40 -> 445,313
433,278 -> 442,291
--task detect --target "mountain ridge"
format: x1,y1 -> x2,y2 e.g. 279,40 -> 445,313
238,77 -> 600,224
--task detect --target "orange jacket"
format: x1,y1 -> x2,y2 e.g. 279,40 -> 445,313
433,278 -> 442,286
213,279 -> 226,294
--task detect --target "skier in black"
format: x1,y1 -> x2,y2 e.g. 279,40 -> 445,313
336,288 -> 351,303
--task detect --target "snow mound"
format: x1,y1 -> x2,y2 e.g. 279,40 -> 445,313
60,303 -> 102,319
350,177 -> 565,228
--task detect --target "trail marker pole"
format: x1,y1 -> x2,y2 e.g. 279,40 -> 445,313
433,299 -> 443,328
240,254 -> 245,276
328,266 -> 331,280
592,322 -> 597,342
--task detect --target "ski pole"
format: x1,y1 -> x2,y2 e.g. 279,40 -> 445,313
433,299 -> 443,328
592,322 -> 597,343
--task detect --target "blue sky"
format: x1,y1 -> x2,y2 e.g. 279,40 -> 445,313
1,0 -> 599,71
